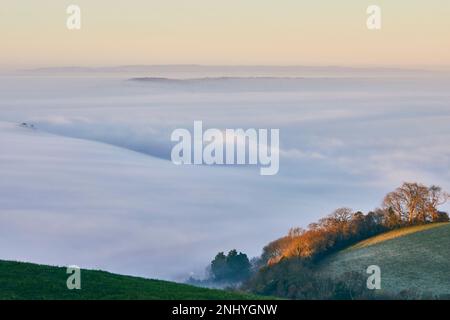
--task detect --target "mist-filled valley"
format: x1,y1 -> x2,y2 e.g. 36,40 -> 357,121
1,67 -> 450,280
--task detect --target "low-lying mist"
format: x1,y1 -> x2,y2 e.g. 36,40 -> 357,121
1,71 -> 449,280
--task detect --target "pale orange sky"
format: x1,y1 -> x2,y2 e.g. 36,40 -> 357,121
1,0 -> 449,68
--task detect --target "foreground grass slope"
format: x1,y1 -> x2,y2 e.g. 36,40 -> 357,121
318,223 -> 450,295
0,260 -> 260,300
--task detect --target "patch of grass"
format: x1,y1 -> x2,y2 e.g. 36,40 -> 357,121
0,260 -> 263,300
318,223 -> 450,295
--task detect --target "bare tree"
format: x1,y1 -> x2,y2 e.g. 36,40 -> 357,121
383,191 -> 407,221
402,182 -> 429,223
332,207 -> 354,223
427,185 -> 450,221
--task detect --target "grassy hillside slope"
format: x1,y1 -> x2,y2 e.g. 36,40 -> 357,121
0,260 -> 261,300
318,223 -> 450,295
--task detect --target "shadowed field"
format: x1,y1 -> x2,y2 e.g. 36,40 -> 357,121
0,260 -> 262,300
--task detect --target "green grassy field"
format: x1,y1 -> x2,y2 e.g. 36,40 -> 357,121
318,223 -> 450,296
0,260 -> 262,300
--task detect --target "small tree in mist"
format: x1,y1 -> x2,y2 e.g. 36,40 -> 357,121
210,249 -> 251,283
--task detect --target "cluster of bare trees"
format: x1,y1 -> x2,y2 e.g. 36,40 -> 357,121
383,182 -> 449,225
261,182 -> 449,266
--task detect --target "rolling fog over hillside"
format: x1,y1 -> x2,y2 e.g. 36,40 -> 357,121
1,67 -> 450,280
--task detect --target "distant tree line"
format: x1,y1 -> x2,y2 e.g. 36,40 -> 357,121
261,182 -> 449,265
204,182 -> 449,298
242,182 -> 449,299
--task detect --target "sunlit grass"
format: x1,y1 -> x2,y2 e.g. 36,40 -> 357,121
348,222 -> 449,250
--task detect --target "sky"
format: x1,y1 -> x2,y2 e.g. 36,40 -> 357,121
1,0 -> 450,282
1,0 -> 450,68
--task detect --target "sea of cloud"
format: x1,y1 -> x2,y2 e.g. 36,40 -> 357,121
0,71 -> 449,280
